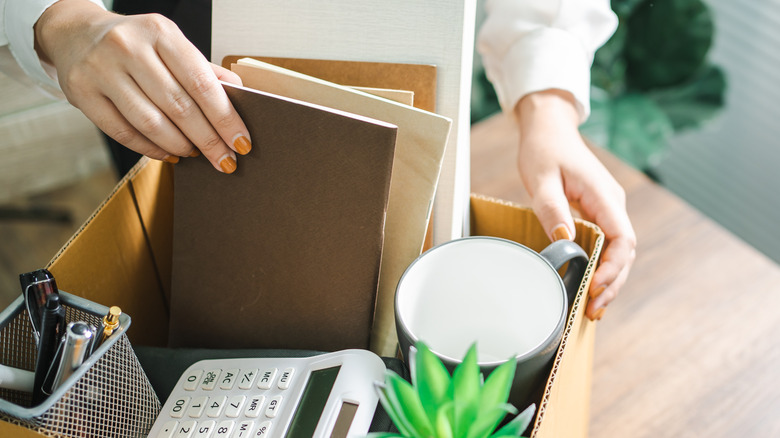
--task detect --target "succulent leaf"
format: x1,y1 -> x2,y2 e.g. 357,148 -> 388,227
387,371 -> 435,436
434,401 -> 455,438
491,404 -> 536,437
376,381 -> 416,437
466,404 -> 518,438
414,342 -> 452,426
451,344 -> 481,438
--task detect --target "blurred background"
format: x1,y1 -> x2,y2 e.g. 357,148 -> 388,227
1,0 -> 779,309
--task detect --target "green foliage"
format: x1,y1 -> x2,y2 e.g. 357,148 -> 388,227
584,0 -> 726,171
372,343 -> 536,438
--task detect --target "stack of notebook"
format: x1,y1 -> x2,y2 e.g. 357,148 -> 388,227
168,59 -> 452,354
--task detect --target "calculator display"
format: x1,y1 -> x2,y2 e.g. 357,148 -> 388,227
285,366 -> 342,437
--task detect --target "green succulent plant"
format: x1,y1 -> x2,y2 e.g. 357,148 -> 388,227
372,342 -> 536,438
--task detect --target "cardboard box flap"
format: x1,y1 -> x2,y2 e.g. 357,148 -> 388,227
47,159 -> 170,346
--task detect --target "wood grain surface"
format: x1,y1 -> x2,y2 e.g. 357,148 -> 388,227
470,113 -> 780,438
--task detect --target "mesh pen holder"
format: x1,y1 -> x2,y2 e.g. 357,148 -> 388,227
0,292 -> 161,437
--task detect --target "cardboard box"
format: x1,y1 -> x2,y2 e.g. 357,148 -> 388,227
0,161 -> 603,437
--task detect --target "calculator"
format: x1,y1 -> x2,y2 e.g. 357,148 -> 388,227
148,350 -> 387,438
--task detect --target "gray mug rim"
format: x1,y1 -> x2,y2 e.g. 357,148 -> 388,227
395,235 -> 569,367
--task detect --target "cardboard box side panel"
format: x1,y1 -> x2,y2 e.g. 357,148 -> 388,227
130,159 -> 175,308
47,182 -> 169,346
468,194 -> 604,438
0,419 -> 50,437
533,223 -> 603,438
222,56 -> 437,112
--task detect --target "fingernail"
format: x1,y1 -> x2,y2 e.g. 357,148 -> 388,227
593,307 -> 606,321
551,224 -> 572,241
189,149 -> 201,157
233,134 -> 252,155
163,155 -> 179,164
590,285 -> 606,299
219,155 -> 237,174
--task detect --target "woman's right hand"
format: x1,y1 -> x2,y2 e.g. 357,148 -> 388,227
34,0 -> 251,173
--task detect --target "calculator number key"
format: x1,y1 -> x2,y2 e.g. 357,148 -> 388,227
170,397 -> 190,418
182,370 -> 203,391
225,395 -> 246,418
213,420 -> 234,437
193,420 -> 215,438
174,420 -> 196,438
206,396 -> 227,418
187,396 -> 208,418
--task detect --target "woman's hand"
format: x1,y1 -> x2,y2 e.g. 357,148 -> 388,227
515,89 -> 637,320
34,0 -> 250,173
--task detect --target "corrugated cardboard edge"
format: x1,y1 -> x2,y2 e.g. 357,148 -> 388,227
469,194 -> 604,438
46,157 -> 170,346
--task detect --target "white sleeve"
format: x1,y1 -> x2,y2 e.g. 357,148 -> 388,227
477,0 -> 617,123
0,0 -> 106,94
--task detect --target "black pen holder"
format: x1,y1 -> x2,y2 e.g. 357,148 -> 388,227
0,292 -> 160,437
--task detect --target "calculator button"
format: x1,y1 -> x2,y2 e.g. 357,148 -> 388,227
265,395 -> 282,418
220,368 -> 239,390
213,420 -> 234,437
157,420 -> 178,438
170,397 -> 190,418
183,370 -> 203,391
257,368 -> 277,390
193,420 -> 215,438
231,420 -> 254,438
225,395 -> 246,418
278,368 -> 294,390
201,369 -> 221,391
238,369 -> 258,389
244,395 -> 265,418
206,396 -> 227,418
253,421 -> 271,436
187,396 -> 208,418
174,420 -> 197,438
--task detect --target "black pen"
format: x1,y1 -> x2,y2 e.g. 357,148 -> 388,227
33,294 -> 66,404
20,269 -> 59,341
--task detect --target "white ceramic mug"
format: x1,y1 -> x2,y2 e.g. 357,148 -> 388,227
395,236 -> 588,407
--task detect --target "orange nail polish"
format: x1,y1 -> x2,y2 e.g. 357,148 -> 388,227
163,155 -> 179,164
594,307 -> 606,321
551,224 -> 572,241
590,285 -> 606,299
233,134 -> 252,155
189,150 -> 201,157
219,156 -> 237,174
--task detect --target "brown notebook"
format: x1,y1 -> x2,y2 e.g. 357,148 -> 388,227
168,83 -> 398,351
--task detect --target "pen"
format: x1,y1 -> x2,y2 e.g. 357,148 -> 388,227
93,306 -> 121,353
50,322 -> 93,392
20,269 -> 59,341
33,294 -> 66,404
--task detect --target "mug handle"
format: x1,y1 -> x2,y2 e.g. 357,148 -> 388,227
539,240 -> 589,305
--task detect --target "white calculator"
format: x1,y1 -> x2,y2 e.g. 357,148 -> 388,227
148,350 -> 387,438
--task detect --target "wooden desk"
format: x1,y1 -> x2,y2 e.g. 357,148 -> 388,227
471,114 -> 780,437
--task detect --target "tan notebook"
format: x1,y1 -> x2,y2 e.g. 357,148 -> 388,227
168,83 -> 398,351
230,58 -> 451,356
